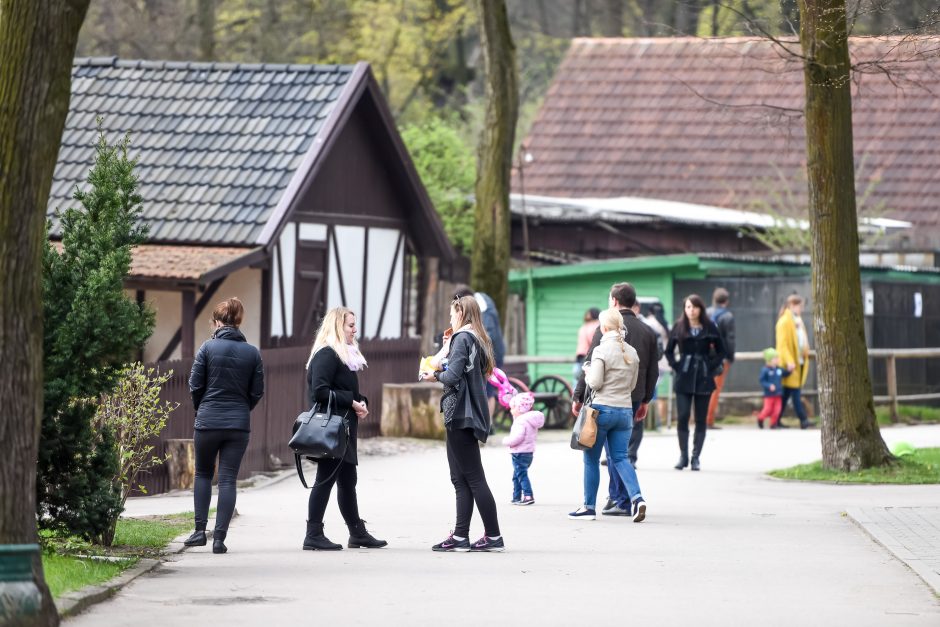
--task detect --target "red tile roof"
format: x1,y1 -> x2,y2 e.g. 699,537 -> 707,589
517,36 -> 940,233
52,242 -> 260,282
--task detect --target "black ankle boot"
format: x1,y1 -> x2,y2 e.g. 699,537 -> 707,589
674,454 -> 689,470
184,528 -> 207,547
303,522 -> 342,551
212,530 -> 228,554
690,456 -> 701,471
347,519 -> 388,549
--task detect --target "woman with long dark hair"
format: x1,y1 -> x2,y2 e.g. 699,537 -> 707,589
420,295 -> 504,552
302,307 -> 387,551
665,295 -> 726,471
185,298 -> 264,554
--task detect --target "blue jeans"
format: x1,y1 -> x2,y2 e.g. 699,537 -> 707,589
583,404 -> 643,509
779,386 -> 808,424
511,453 -> 534,500
606,400 -> 640,506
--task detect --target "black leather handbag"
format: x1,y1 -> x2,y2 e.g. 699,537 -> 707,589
288,391 -> 350,488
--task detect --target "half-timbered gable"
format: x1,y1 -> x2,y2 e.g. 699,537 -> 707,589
48,57 -> 455,361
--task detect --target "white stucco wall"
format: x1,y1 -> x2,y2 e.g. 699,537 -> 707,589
141,266 -> 263,363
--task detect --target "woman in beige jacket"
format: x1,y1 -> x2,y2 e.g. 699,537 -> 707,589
569,308 -> 647,523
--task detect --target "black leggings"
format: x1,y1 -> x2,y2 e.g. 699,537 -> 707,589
446,427 -> 500,538
194,429 -> 250,532
307,458 -> 361,525
675,393 -> 710,456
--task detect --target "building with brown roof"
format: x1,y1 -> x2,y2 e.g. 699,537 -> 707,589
514,36 -> 940,256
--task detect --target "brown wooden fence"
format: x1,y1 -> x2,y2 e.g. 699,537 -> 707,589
138,338 -> 421,495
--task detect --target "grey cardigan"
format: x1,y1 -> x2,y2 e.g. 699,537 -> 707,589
436,331 -> 491,442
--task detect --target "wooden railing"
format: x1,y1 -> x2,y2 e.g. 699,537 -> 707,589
506,347 -> 940,423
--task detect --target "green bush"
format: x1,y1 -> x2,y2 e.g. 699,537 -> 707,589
38,125 -> 155,543
400,117 -> 476,254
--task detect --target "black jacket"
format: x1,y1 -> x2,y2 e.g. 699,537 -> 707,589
665,322 -> 727,395
307,346 -> 367,465
436,331 -> 491,443
189,326 -> 264,431
574,309 -> 659,406
707,305 -> 736,362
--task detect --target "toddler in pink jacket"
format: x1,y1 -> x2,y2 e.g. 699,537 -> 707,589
502,392 -> 545,505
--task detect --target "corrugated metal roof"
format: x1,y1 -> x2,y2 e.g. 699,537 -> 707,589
47,58 -> 354,246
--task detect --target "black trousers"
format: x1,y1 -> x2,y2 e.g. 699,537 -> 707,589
307,458 -> 361,526
446,427 -> 500,538
194,429 -> 250,532
675,393 -> 710,457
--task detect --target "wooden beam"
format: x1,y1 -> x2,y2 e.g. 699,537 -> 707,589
375,231 -> 404,339
157,279 -> 225,361
292,211 -> 405,229
361,227 -> 369,335
329,225 -> 348,306
181,290 -> 196,360
260,266 -> 272,348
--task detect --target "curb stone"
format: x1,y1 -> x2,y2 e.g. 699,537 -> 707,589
57,530 -> 193,619
56,558 -> 160,619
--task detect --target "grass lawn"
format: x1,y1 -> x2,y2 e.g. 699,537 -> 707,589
876,404 -> 940,426
42,510 -> 202,598
769,447 -> 940,484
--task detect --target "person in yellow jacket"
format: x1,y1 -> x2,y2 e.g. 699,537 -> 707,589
774,294 -> 815,429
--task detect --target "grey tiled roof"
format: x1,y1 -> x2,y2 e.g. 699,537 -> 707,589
47,58 -> 354,245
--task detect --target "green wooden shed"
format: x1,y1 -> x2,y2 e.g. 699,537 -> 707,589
508,254 -> 940,400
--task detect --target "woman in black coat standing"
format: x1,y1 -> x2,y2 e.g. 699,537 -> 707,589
302,307 -> 386,551
185,298 -> 264,554
419,295 -> 504,552
665,294 -> 726,472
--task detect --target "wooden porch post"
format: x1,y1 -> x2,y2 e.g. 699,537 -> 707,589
181,290 -> 196,359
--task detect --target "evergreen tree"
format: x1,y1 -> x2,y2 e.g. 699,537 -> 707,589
38,126 -> 155,541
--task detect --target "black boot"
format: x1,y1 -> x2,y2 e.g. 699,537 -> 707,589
674,432 -> 689,470
184,525 -> 207,547
347,519 -> 388,549
212,530 -> 228,554
691,426 -> 706,472
303,522 -> 342,551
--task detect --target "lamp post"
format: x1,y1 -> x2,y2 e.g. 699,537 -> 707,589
517,149 -> 534,264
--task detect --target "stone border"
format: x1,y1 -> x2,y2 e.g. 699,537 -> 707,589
55,531 -> 191,619
847,507 -> 940,595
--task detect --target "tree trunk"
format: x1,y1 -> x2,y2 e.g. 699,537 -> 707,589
470,0 -> 517,320
259,0 -> 280,62
601,0 -> 623,37
674,0 -> 702,36
197,0 -> 215,61
0,0 -> 89,624
797,0 -> 892,471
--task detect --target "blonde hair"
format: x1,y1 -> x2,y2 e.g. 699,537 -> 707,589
306,307 -> 366,369
451,296 -> 495,376
599,307 -> 631,365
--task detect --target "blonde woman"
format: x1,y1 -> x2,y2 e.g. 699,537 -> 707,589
570,308 -> 647,522
774,294 -> 814,429
419,296 -> 504,552
302,307 -> 386,551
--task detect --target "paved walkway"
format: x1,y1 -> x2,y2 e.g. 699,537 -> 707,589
67,425 -> 940,626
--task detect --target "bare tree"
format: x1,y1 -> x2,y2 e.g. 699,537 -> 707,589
471,0 -> 518,317
602,0 -> 624,36
0,3 -> 90,624
797,0 -> 892,470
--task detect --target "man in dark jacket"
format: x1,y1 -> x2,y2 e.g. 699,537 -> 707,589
573,282 -> 658,515
705,287 -> 736,428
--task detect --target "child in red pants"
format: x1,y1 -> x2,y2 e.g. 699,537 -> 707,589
756,348 -> 784,429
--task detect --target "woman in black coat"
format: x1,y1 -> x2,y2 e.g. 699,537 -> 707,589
185,298 -> 264,554
665,294 -> 726,472
302,307 -> 386,551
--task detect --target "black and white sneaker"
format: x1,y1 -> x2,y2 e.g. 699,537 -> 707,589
632,498 -> 647,523
602,502 -> 630,516
431,533 -> 470,552
568,507 -> 596,520
470,536 -> 505,552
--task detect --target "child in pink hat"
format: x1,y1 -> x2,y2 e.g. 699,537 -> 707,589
502,392 -> 545,505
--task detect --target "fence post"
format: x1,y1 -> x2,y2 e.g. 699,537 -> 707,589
885,355 -> 899,423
